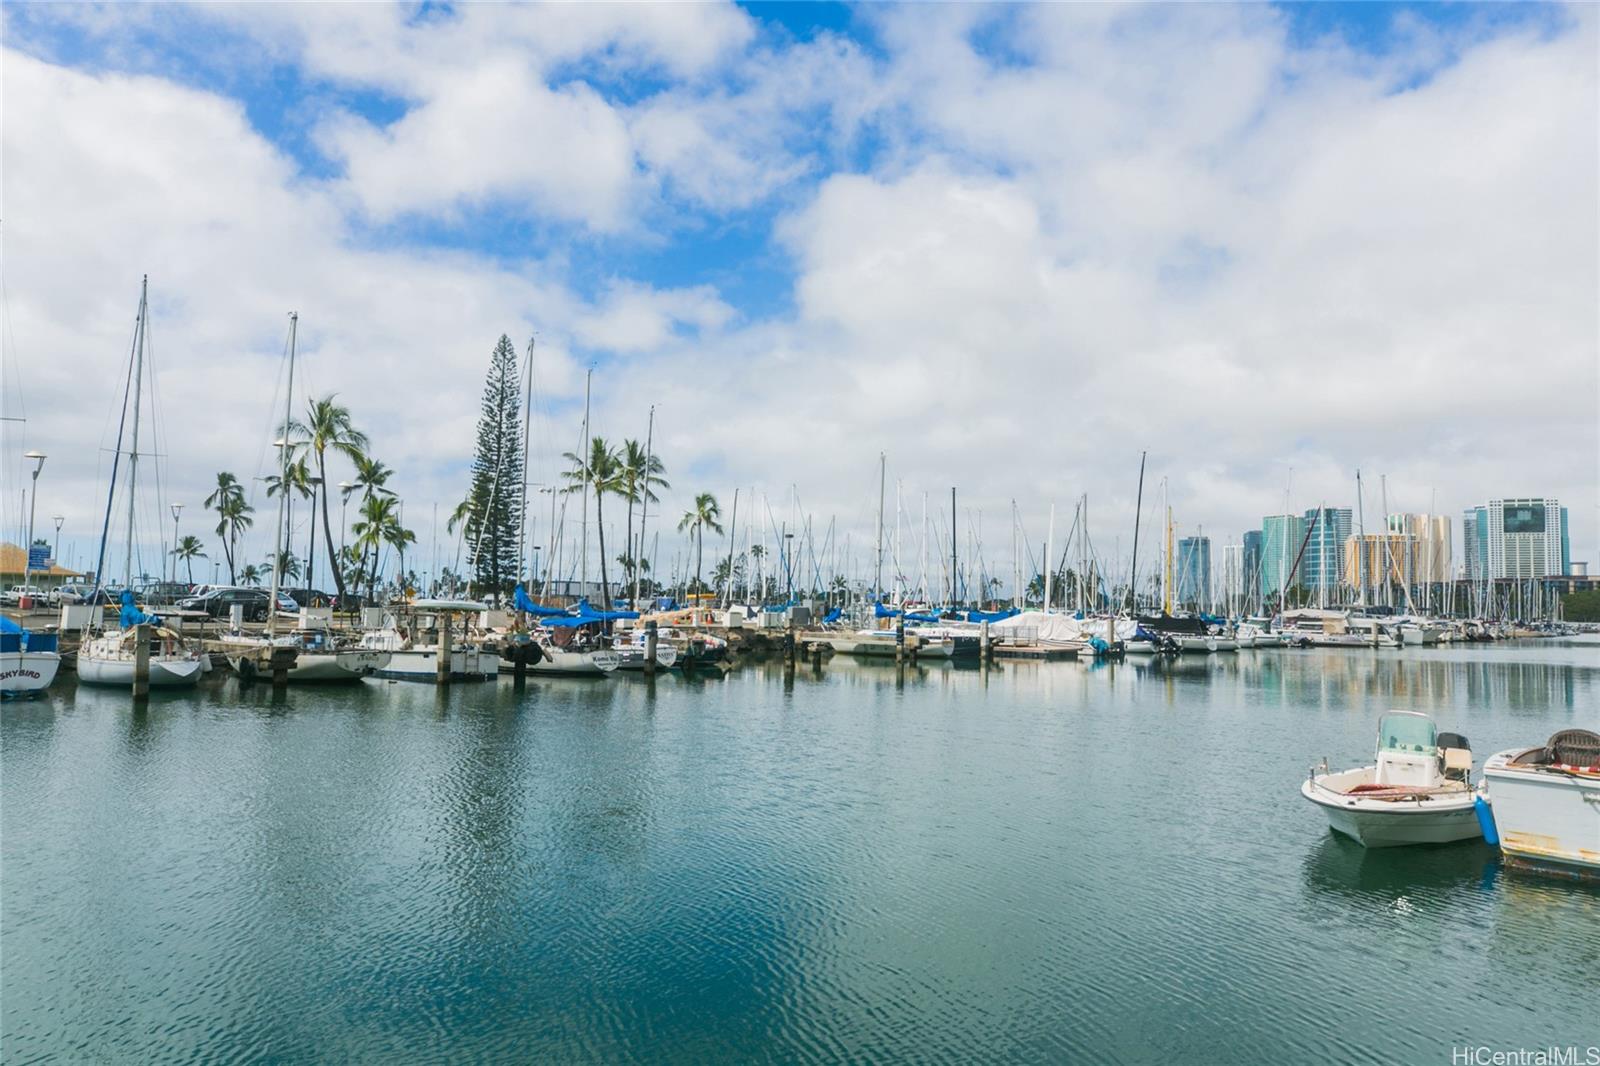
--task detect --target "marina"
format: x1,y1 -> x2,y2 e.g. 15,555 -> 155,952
3,638 -> 1596,1062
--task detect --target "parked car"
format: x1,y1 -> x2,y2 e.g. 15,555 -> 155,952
285,588 -> 336,609
177,587 -> 274,622
177,587 -> 297,620
2,585 -> 44,607
134,581 -> 194,607
55,584 -> 116,606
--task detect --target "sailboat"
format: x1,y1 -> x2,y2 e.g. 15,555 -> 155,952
78,277 -> 209,688
223,313 -> 389,682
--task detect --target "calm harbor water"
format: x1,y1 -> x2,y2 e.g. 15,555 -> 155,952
4,642 -> 1597,1063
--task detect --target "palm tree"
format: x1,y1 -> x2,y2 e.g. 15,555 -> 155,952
240,563 -> 264,587
345,453 -> 395,506
215,494 -> 254,584
618,438 -> 668,588
678,493 -> 723,597
264,550 -> 301,583
295,395 -> 369,603
562,437 -> 622,607
206,471 -> 245,579
749,543 -> 766,600
170,535 -> 206,583
264,455 -> 315,587
385,519 -> 418,593
352,494 -> 399,601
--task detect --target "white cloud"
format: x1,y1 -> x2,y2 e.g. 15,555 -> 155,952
3,4 -> 1595,589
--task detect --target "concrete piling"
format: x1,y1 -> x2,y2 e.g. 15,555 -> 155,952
645,621 -> 658,677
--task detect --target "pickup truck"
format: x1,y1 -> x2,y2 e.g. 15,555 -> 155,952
1,585 -> 44,607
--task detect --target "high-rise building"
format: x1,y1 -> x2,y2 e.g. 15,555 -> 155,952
1176,536 -> 1211,607
1261,514 -> 1306,599
1344,533 -> 1417,595
1387,514 -> 1452,583
1560,507 -> 1571,575
1302,507 -> 1352,590
1478,498 -> 1566,579
1462,506 -> 1488,580
1242,530 -> 1263,596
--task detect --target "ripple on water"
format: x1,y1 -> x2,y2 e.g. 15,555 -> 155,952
3,649 -> 1599,1062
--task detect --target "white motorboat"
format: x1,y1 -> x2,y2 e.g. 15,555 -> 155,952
826,630 -> 955,659
1301,711 -> 1481,847
358,600 -> 499,681
77,626 -> 207,688
1,620 -> 60,697
227,629 -> 391,682
610,631 -> 677,671
1478,729 -> 1600,875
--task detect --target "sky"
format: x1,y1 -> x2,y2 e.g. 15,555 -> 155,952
2,1 -> 1596,595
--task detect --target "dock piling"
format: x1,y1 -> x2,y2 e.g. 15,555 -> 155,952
645,621 -> 658,677
132,622 -> 150,699
436,614 -> 452,685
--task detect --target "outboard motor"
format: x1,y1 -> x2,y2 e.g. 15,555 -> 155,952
1436,731 -> 1472,783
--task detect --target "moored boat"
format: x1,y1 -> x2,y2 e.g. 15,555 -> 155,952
1301,711 -> 1480,847
1,617 -> 60,697
1478,729 -> 1600,875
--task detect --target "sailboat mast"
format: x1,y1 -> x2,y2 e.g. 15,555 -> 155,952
577,369 -> 591,600
1129,451 -> 1146,614
123,276 -> 149,588
268,313 -> 297,637
1044,503 -> 1056,612
950,487 -> 957,607
634,405 -> 654,606
874,453 -> 885,603
519,335 -> 534,587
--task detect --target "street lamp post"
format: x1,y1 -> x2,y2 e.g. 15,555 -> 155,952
52,515 -> 65,579
22,451 -> 46,601
170,503 -> 184,583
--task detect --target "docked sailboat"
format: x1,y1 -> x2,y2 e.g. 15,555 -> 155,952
1478,729 -> 1600,875
1301,711 -> 1480,847
221,313 -> 389,683
78,278 -> 206,689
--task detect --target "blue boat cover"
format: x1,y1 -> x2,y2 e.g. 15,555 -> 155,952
0,616 -> 20,635
119,590 -> 159,629
873,602 -> 901,618
514,584 -> 569,617
821,607 -> 843,624
965,608 -> 1019,623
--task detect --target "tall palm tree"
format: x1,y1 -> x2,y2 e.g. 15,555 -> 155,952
264,455 -> 315,587
345,453 -> 395,505
295,395 -> 369,603
206,471 -> 245,579
618,438 -> 668,588
239,563 -> 264,587
215,494 -> 254,584
385,519 -> 418,593
562,437 -> 622,606
678,493 -> 723,597
170,535 -> 206,584
352,494 -> 399,601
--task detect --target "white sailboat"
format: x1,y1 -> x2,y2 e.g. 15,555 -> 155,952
358,601 -> 501,680
78,277 -> 207,688
1,617 -> 61,697
223,313 -> 389,682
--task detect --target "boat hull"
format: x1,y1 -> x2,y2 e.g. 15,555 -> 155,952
235,650 -> 391,682
522,648 -> 618,676
1302,779 -> 1481,847
1482,754 -> 1600,873
1,651 -> 61,696
77,654 -> 204,688
371,648 -> 500,681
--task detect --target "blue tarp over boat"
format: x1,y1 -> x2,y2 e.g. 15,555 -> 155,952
514,584 -> 569,617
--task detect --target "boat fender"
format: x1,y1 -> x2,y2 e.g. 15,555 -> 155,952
1474,795 -> 1499,847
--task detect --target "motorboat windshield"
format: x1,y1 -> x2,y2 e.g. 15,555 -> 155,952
1377,712 -> 1436,757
